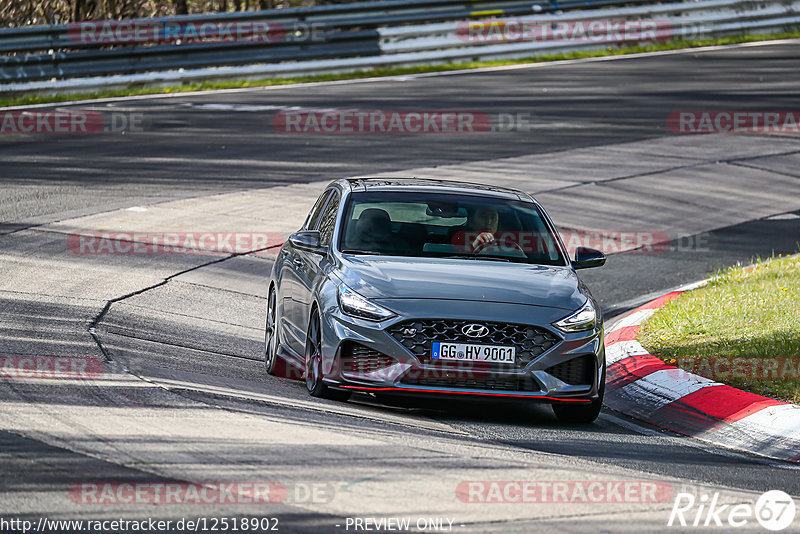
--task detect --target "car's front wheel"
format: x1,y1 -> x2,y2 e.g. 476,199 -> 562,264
304,311 -> 351,402
552,378 -> 604,424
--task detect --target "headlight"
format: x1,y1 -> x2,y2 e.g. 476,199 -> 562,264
338,284 -> 395,321
553,299 -> 597,332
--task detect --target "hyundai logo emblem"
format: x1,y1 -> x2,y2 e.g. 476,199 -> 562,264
462,324 -> 490,338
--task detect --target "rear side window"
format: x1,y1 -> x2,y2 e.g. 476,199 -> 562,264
317,192 -> 340,247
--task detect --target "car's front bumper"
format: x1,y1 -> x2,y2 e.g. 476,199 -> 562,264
319,298 -> 604,403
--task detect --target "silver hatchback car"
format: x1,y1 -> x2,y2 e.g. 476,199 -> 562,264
265,178 -> 607,422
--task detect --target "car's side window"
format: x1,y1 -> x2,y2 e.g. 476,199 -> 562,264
305,190 -> 332,230
317,192 -> 340,247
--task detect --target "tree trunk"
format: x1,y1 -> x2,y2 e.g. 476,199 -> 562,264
73,0 -> 86,20
175,0 -> 189,14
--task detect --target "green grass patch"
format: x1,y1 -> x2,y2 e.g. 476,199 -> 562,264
2,31 -> 800,108
639,254 -> 800,404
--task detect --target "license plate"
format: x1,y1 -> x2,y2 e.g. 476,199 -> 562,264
431,342 -> 515,363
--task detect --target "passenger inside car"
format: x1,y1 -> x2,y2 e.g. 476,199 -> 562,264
348,208 -> 396,251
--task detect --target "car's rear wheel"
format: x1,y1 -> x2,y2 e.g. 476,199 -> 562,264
552,378 -> 604,424
264,289 -> 289,377
304,311 -> 351,402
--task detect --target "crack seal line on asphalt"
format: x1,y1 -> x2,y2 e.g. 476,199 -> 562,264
178,280 -> 274,297
72,247 -> 484,438
87,242 -> 284,362
521,147 -> 800,198
730,161 -> 800,180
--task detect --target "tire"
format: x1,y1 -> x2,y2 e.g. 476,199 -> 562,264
264,289 -> 290,378
552,376 -> 604,424
304,311 -> 351,402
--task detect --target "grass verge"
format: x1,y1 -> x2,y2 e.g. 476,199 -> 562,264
2,31 -> 800,108
639,254 -> 800,404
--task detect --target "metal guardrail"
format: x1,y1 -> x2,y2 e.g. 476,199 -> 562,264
0,0 -> 566,54
0,0 -> 798,94
380,0 -> 800,55
0,0 -> 659,84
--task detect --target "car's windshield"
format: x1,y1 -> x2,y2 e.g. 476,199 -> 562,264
338,191 -> 567,265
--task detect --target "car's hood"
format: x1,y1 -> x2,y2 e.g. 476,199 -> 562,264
335,256 -> 585,311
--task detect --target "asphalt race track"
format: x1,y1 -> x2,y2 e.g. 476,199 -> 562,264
1,41 -> 800,532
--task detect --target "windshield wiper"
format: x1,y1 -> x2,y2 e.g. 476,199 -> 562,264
340,249 -> 383,255
441,255 -> 511,262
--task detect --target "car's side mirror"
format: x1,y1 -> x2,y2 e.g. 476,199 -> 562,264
572,246 -> 606,269
289,230 -> 326,254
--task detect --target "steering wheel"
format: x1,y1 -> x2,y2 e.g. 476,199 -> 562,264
473,235 -> 526,256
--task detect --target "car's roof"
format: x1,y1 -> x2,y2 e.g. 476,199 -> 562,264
339,177 -> 531,201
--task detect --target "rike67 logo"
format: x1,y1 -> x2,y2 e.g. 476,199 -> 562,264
668,490 -> 796,531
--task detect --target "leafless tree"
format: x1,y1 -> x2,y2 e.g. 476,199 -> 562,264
1,0 -> 357,27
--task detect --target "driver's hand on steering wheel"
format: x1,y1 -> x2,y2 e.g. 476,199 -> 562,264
470,231 -> 495,251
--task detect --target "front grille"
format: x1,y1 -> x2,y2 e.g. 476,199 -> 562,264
340,342 -> 395,375
401,374 -> 540,392
388,319 -> 559,370
545,355 -> 595,386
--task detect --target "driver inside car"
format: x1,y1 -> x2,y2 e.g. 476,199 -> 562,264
451,206 -> 500,252
468,206 -> 500,251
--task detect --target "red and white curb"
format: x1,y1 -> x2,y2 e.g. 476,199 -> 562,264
604,287 -> 800,463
